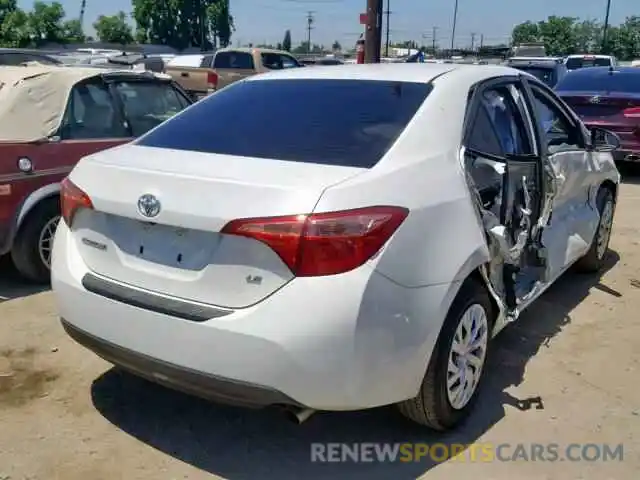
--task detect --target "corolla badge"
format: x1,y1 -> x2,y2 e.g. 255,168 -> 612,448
589,95 -> 601,104
137,193 -> 161,218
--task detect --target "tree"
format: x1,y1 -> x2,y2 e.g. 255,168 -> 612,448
282,29 -> 291,51
207,0 -> 233,48
511,21 -> 539,45
537,16 -> 578,56
62,18 -> 85,43
133,0 -> 191,49
610,16 -> 640,58
28,1 -> 66,46
0,0 -> 86,48
292,42 -> 323,54
573,19 -> 601,53
133,0 -> 233,50
331,40 -> 341,51
0,7 -> 30,47
509,15 -> 640,59
93,11 -> 133,44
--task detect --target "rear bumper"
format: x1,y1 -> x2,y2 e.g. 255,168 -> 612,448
52,221 -> 456,410
61,318 -> 303,408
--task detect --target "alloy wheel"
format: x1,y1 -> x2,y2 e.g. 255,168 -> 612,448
38,215 -> 60,269
446,303 -> 489,410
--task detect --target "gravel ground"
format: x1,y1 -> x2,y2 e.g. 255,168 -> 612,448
1,172 -> 639,479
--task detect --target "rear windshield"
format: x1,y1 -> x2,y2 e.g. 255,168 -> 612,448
556,71 -> 640,93
114,81 -> 191,137
213,51 -> 254,69
136,79 -> 432,168
512,66 -> 556,87
565,57 -> 612,70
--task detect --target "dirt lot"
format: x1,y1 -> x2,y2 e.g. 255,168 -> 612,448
1,178 -> 640,480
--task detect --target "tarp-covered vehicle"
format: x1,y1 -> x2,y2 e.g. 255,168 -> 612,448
0,65 -> 192,282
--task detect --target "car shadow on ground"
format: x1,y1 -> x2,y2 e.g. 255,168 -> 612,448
0,256 -> 49,303
618,163 -> 640,184
91,252 -> 620,480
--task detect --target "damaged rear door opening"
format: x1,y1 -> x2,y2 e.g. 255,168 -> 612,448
462,75 -> 558,328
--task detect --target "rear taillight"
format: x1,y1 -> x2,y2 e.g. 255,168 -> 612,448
207,71 -> 218,89
60,177 -> 93,226
623,107 -> 640,118
221,206 -> 409,276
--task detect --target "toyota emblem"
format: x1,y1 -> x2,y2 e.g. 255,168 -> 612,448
137,194 -> 161,218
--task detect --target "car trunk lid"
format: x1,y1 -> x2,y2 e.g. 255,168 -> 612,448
68,145 -> 365,309
559,91 -> 640,148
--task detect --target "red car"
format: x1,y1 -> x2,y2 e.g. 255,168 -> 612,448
0,65 -> 192,282
556,66 -> 640,161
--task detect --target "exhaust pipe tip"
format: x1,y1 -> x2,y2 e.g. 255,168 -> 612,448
282,406 -> 316,424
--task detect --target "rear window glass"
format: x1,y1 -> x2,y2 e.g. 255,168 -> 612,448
213,51 -> 254,69
556,70 -> 640,93
565,57 -> 612,70
114,81 -> 191,137
136,79 -> 431,168
513,66 -> 556,87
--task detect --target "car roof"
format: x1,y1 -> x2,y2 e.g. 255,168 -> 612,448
508,58 -> 562,68
217,47 -> 293,55
248,62 -> 518,84
509,56 -> 561,62
566,54 -> 613,59
0,65 -> 168,142
564,66 -> 640,77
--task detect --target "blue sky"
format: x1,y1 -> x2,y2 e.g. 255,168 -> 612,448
19,0 -> 637,47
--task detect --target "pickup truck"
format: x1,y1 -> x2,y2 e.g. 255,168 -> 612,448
164,47 -> 303,99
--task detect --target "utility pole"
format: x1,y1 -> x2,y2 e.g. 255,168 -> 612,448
201,1 -> 207,50
79,0 -> 86,28
450,0 -> 459,51
602,0 -> 612,53
306,11 -> 315,54
432,26 -> 438,53
364,0 -> 382,63
471,32 -> 476,52
384,0 -> 391,57
480,33 -> 484,49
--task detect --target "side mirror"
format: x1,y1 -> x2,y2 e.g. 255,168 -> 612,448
590,126 -> 621,152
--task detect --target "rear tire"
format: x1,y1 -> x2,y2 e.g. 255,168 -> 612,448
575,187 -> 615,273
397,278 -> 495,430
11,198 -> 60,284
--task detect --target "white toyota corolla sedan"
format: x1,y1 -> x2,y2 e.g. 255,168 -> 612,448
52,63 -> 620,430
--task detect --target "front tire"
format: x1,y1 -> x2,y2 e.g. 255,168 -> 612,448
397,278 -> 494,430
575,187 -> 615,273
11,198 -> 60,284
